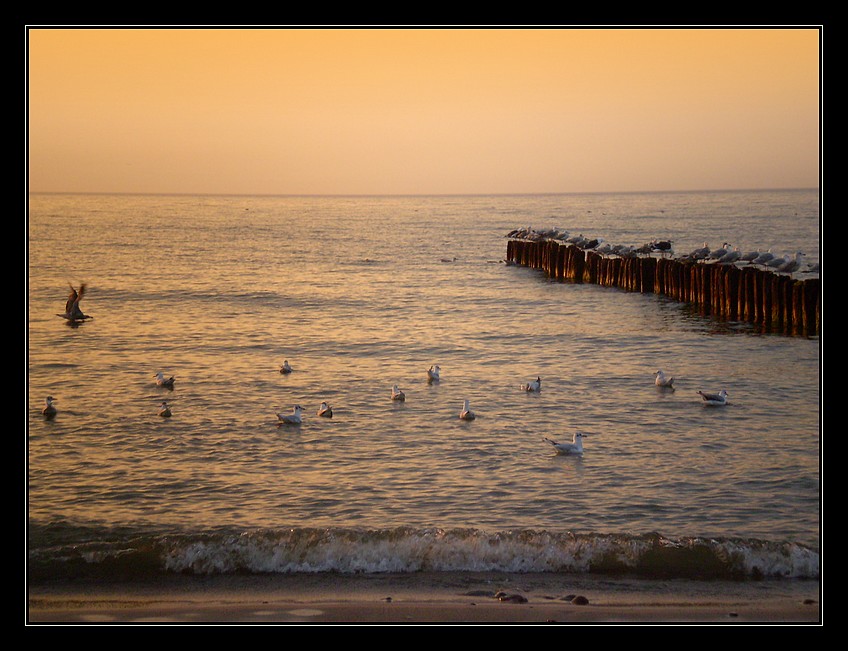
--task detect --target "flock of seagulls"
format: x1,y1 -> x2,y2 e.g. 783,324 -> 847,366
39,283 -> 733,451
540,369 -> 729,455
272,367 -> 479,426
507,228 -> 818,275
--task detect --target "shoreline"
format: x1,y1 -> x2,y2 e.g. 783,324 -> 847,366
27,572 -> 821,625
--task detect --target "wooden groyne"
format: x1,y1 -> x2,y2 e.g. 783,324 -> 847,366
506,239 -> 820,337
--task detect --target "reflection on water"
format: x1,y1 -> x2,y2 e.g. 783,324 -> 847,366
28,190 -> 820,549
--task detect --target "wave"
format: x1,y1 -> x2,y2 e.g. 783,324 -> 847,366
27,525 -> 819,582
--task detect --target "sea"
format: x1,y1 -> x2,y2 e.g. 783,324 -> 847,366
27,189 -> 821,585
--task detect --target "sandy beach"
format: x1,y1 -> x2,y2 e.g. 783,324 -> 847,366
27,572 -> 821,625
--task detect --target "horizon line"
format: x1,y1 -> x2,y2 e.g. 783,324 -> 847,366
27,186 -> 819,199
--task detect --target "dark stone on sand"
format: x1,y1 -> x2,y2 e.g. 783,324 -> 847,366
570,595 -> 589,605
803,599 -> 817,605
496,592 -> 528,603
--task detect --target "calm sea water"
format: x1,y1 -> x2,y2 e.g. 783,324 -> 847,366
27,190 -> 820,580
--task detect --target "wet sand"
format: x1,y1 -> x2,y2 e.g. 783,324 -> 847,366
27,572 -> 821,624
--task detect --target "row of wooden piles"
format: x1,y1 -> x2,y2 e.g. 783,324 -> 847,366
506,239 -> 820,337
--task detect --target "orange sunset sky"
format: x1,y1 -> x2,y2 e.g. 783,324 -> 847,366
27,27 -> 821,196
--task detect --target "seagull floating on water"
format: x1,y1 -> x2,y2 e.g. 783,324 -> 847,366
277,405 -> 303,425
545,433 -> 587,455
654,370 -> 675,388
698,389 -> 729,406
317,401 -> 333,418
280,360 -> 293,374
391,385 -> 406,401
158,401 -> 172,417
522,377 -> 542,392
42,396 -> 57,419
154,372 -> 175,389
427,365 -> 441,382
459,399 -> 476,421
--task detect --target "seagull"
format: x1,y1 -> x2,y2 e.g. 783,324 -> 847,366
158,401 -> 172,417
459,399 -> 476,421
61,283 -> 90,321
777,251 -> 805,274
764,254 -> 790,269
544,433 -> 587,455
154,372 -> 175,389
277,405 -> 303,425
689,243 -> 711,261
718,246 -> 742,264
651,239 -> 674,256
391,385 -> 406,401
698,389 -> 729,406
654,370 -> 675,388
42,396 -> 57,419
317,401 -> 333,418
750,249 -> 775,266
521,377 -> 542,392
427,365 -> 441,382
708,243 -> 731,261
280,360 -> 293,374
739,249 -> 761,263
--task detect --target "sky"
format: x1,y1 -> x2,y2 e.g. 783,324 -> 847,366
26,27 -> 821,196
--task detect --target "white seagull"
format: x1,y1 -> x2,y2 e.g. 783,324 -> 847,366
391,385 -> 406,401
764,254 -> 790,269
708,243 -> 731,261
777,251 -> 805,274
277,405 -> 304,425
154,372 -> 176,389
522,377 -> 542,392
654,369 -> 675,388
280,360 -> 293,374
42,396 -> 57,419
545,433 -> 587,455
158,401 -> 172,417
750,249 -> 775,266
459,399 -> 476,421
317,401 -> 333,418
718,246 -> 741,264
427,365 -> 441,382
698,389 -> 729,406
